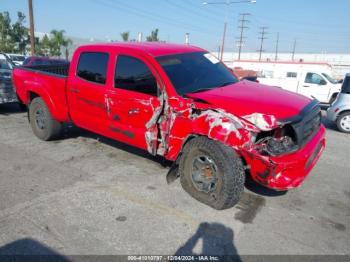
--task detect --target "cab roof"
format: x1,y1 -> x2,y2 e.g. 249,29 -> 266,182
79,42 -> 206,57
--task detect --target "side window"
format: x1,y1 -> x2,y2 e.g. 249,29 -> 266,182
115,55 -> 158,96
257,70 -> 274,78
286,72 -> 297,78
305,73 -> 323,85
77,52 -> 109,84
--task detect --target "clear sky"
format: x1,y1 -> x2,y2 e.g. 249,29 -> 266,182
1,0 -> 350,53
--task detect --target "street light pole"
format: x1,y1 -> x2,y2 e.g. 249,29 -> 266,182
203,0 -> 256,61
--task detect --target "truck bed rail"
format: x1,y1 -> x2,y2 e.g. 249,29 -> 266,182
19,63 -> 69,78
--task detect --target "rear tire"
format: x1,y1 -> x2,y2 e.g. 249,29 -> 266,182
179,137 -> 245,210
29,97 -> 62,140
336,112 -> 350,133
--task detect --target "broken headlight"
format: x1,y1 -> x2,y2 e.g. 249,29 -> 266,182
254,125 -> 298,156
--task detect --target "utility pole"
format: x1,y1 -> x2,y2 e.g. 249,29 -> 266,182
292,39 -> 297,61
275,32 -> 279,61
220,22 -> 227,61
237,13 -> 250,61
202,0 -> 257,61
28,0 -> 35,55
258,26 -> 268,61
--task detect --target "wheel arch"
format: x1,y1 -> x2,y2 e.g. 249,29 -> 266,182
171,133 -> 245,164
26,88 -> 66,122
337,109 -> 350,119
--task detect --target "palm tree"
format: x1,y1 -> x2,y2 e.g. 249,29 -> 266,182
62,38 -> 72,60
120,31 -> 129,42
146,29 -> 159,42
50,29 -> 72,58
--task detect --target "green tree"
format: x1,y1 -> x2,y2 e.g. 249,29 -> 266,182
0,11 -> 29,54
146,29 -> 159,42
0,11 -> 16,52
49,29 -> 72,57
36,34 -> 51,56
11,12 -> 29,54
120,31 -> 129,42
62,37 -> 72,60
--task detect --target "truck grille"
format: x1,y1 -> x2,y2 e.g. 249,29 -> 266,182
289,101 -> 322,147
302,112 -> 321,144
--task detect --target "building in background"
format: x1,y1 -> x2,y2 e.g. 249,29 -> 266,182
222,52 -> 350,79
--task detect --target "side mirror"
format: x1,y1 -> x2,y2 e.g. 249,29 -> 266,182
319,79 -> 327,85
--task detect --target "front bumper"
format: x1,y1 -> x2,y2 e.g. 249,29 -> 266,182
326,106 -> 338,122
245,125 -> 326,191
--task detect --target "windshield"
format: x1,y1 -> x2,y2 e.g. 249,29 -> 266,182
322,73 -> 337,84
156,52 -> 238,95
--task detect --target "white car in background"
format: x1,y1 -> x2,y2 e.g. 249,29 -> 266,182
5,53 -> 27,66
327,73 -> 350,133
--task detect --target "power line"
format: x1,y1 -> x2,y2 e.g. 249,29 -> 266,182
236,13 -> 250,61
97,0 -> 205,34
253,14 -> 349,30
164,0 -> 223,25
257,26 -> 268,61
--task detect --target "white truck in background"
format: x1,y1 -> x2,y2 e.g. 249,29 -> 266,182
230,60 -> 342,104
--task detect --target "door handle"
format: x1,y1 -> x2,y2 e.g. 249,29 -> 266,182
71,88 -> 80,93
303,85 -> 310,88
128,108 -> 140,115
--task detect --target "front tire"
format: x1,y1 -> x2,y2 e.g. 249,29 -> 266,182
336,112 -> 350,133
179,137 -> 245,210
29,97 -> 62,140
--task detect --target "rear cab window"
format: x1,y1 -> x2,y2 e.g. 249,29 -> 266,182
114,55 -> 158,96
77,52 -> 109,85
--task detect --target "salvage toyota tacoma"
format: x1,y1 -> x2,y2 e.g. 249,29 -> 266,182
13,43 -> 326,210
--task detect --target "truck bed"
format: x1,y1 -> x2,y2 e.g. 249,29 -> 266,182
20,63 -> 69,77
13,63 -> 70,122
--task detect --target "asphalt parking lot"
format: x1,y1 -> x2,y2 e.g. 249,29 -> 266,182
0,103 -> 349,256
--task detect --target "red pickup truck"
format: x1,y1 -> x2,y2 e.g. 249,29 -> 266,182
13,43 -> 326,210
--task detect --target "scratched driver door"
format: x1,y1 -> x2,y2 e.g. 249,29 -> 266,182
106,54 -> 162,153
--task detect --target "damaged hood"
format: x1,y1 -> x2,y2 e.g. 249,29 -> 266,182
187,80 -> 312,121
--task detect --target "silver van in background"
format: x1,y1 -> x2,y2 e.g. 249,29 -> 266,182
327,73 -> 350,133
